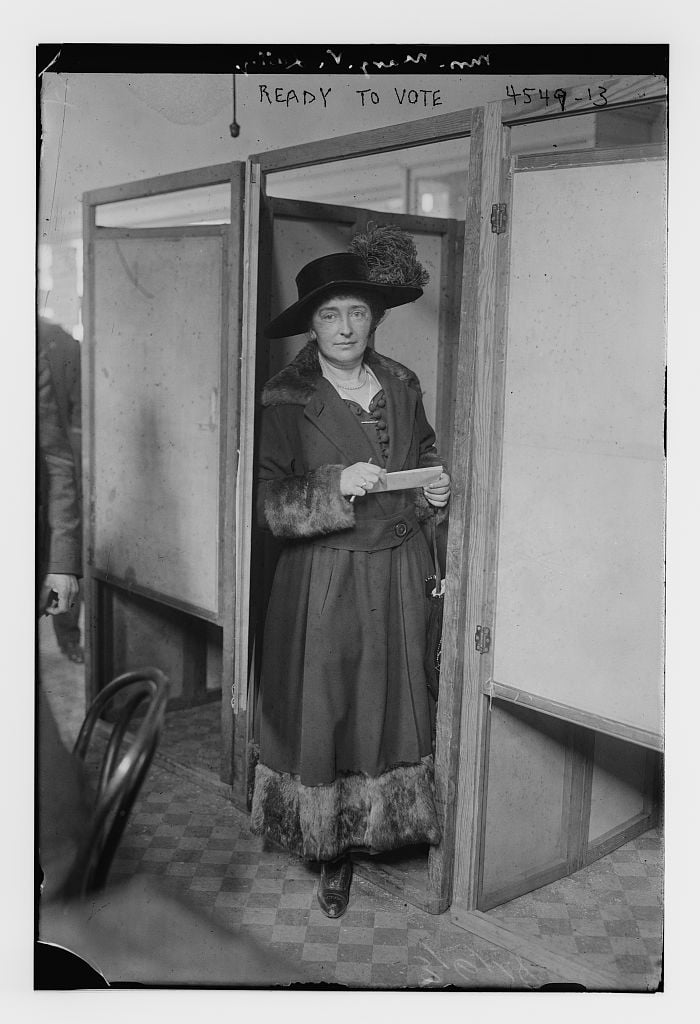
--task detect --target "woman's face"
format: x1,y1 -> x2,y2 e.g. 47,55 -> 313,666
310,294 -> 372,369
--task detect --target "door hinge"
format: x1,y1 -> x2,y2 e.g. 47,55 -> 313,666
490,203 -> 508,234
475,625 -> 491,654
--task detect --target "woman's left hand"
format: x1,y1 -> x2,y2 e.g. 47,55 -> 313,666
424,472 -> 451,508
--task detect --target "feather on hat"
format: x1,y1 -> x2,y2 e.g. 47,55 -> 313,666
264,223 -> 429,339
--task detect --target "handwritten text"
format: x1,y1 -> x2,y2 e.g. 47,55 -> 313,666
356,87 -> 442,107
259,84 -> 332,107
505,83 -> 608,113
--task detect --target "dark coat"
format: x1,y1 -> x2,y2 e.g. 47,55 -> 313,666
37,340 -> 81,579
257,341 -> 444,537
39,320 -> 82,485
250,342 -> 446,861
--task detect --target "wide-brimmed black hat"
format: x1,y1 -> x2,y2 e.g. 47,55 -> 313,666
264,252 -> 423,339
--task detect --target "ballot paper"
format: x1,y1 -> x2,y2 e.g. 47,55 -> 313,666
372,466 -> 444,492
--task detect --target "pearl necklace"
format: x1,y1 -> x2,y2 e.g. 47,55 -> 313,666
324,365 -> 369,391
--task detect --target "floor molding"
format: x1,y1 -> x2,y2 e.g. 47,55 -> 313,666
450,907 -> 638,991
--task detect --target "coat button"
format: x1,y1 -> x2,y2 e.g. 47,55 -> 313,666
394,521 -> 408,538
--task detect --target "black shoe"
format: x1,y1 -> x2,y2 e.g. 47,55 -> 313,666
317,857 -> 353,919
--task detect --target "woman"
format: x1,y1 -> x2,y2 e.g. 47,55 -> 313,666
250,229 -> 451,918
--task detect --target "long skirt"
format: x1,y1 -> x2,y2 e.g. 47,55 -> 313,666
250,529 -> 441,861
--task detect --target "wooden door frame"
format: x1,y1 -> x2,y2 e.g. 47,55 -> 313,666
439,101 -> 512,910
238,121 -> 481,913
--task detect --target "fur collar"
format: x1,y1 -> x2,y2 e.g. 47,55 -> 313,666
261,341 -> 421,407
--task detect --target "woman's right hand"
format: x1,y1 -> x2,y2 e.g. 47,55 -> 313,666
340,462 -> 383,499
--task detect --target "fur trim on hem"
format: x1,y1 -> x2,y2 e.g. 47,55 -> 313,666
250,758 -> 441,862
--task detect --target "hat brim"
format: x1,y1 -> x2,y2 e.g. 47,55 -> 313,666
264,280 -> 423,339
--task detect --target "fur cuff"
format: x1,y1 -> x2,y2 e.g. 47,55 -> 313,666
261,464 -> 355,539
415,454 -> 449,525
250,759 -> 441,861
414,490 -> 449,525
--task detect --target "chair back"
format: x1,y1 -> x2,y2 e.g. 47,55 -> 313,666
61,668 -> 169,899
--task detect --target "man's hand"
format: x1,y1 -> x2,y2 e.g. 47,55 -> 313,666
41,573 -> 79,615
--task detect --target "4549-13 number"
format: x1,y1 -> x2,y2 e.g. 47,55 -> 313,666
505,84 -> 608,113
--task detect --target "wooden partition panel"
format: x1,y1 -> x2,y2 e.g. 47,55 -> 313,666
92,230 -> 226,620
439,102 -> 510,909
491,155 -> 666,747
478,701 -> 577,908
587,734 -> 653,845
477,702 -> 658,909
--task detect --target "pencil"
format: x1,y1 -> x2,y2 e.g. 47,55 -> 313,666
349,456 -> 373,504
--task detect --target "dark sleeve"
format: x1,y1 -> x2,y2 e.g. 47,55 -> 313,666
67,338 -> 82,431
38,348 -> 82,576
415,395 -> 444,470
256,405 -> 356,540
413,393 -> 450,525
67,340 -> 82,493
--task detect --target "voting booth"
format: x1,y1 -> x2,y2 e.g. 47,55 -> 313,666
82,74 -> 665,914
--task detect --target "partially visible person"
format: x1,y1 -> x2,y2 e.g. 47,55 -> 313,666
37,333 -> 85,897
38,317 -> 83,660
37,685 -> 93,900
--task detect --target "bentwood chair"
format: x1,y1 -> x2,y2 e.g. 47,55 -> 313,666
60,668 -> 170,900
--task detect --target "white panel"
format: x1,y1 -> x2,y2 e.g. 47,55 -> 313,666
93,235 -> 223,614
95,184 -> 231,227
493,159 -> 665,739
495,446 -> 664,732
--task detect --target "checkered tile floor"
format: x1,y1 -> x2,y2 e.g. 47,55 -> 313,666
40,629 -> 663,990
156,698 -> 221,776
487,831 -> 663,986
104,757 -> 557,989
